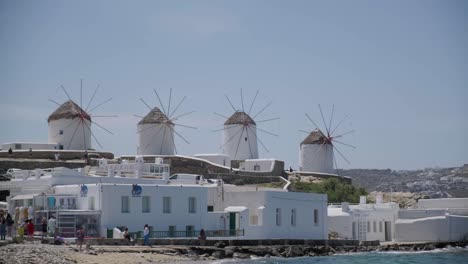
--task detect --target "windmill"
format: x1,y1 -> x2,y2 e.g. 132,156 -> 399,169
135,88 -> 195,155
47,79 -> 115,150
299,105 -> 355,174
214,89 -> 279,160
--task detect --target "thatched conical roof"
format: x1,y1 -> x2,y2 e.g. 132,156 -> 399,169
48,100 -> 91,123
301,129 -> 331,145
138,107 -> 174,125
224,111 -> 256,126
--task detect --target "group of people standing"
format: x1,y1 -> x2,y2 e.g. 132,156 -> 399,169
0,213 -> 14,240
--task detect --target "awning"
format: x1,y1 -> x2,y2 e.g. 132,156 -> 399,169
224,206 -> 248,212
11,193 -> 40,200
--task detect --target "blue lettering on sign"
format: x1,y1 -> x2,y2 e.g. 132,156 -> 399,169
132,184 -> 142,197
80,185 -> 88,197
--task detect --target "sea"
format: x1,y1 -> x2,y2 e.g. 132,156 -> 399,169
209,246 -> 468,264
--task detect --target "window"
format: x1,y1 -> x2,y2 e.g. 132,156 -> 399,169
314,209 -> 319,225
59,130 -> 64,135
367,221 -> 371,232
207,205 -> 214,212
121,196 -> 129,213
188,197 -> 196,213
88,196 -> 95,210
244,137 -> 247,141
379,221 -> 383,233
373,221 -> 377,232
291,209 -> 297,226
168,226 -> 176,237
163,196 -> 171,214
253,164 -> 260,171
276,208 -> 281,226
142,196 -> 150,213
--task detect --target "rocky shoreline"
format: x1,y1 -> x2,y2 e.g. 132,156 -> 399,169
1,240 -> 467,263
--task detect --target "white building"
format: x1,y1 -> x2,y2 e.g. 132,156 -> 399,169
239,159 -> 277,172
328,195 -> 399,241
394,198 -> 468,242
299,129 -> 334,174
48,100 -> 91,150
137,107 -> 175,155
1,158 -> 328,240
223,111 -> 259,160
1,142 -> 59,151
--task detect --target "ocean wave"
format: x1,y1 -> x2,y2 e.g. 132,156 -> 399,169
376,246 -> 468,255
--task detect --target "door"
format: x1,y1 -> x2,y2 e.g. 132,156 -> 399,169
385,221 -> 392,241
229,212 -> 236,236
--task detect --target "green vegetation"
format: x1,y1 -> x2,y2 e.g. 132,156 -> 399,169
293,178 -> 368,203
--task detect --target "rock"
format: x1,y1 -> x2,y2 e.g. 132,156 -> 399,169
225,250 -> 234,258
212,250 -> 226,259
285,246 -> 304,258
233,252 -> 251,259
214,241 -> 226,248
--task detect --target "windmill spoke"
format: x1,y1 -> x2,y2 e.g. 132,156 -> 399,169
212,125 -> 239,132
214,112 -> 228,119
305,113 -> 321,130
169,111 -> 195,121
253,101 -> 272,119
240,88 -> 245,113
80,79 -> 83,110
234,126 -> 245,159
332,145 -> 351,165
139,98 -> 153,111
332,139 -> 356,149
48,99 -> 61,106
173,123 -> 197,129
255,117 -> 280,123
67,120 -> 82,149
225,94 -> 237,112
330,115 -> 348,136
159,125 -> 168,154
299,130 -> 311,134
247,90 -> 259,116
167,124 -> 190,144
247,125 -> 269,152
90,115 -> 118,118
219,125 -> 244,149
328,104 -> 335,136
85,84 -> 100,112
133,114 -> 144,118
333,129 -> 355,139
153,89 -> 168,116
83,120 -> 103,149
256,127 -> 278,137
90,120 -> 114,135
88,98 -> 112,113
60,85 -> 74,104
169,95 -> 186,119
318,104 -> 330,136
167,87 -> 173,118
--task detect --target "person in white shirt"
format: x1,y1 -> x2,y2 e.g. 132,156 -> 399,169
143,224 -> 150,246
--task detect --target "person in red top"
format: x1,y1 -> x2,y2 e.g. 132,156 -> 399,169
27,220 -> 35,238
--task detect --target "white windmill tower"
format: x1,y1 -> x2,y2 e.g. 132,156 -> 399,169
47,80 -> 115,150
215,90 -> 279,161
299,105 -> 355,174
136,88 -> 195,155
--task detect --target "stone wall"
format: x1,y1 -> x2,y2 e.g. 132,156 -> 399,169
0,150 -> 113,160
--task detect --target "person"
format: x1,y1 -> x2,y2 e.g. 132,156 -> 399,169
27,219 -> 34,238
122,227 -> 132,244
29,148 -> 33,157
289,166 -> 293,172
143,224 -> 150,246
6,213 -> 14,237
18,220 -> 26,242
41,217 -> 48,238
54,152 -> 59,161
198,229 -> 207,246
76,228 -> 85,251
48,216 -> 57,237
0,215 -> 6,240
8,148 -> 13,155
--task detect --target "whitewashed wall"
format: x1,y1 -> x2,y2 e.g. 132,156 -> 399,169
223,124 -> 258,160
299,144 -> 334,173
1,142 -> 59,150
137,124 -> 175,155
48,119 -> 91,150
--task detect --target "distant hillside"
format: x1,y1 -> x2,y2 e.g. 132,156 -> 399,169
340,164 -> 468,198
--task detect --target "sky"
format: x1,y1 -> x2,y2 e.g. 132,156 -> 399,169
0,0 -> 467,170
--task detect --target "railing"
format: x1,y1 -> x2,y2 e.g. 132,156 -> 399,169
128,229 -> 244,239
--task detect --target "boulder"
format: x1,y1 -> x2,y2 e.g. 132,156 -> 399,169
212,250 -> 226,259
285,246 -> 304,258
214,241 -> 226,248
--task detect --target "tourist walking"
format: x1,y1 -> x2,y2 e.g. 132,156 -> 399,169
41,217 -> 48,238
0,215 -> 6,240
143,224 -> 150,246
6,213 -> 14,237
48,216 -> 56,237
76,228 -> 85,251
